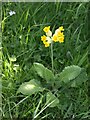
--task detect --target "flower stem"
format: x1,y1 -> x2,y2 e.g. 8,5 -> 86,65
51,42 -> 54,72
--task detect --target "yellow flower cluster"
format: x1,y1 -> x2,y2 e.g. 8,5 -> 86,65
41,26 -> 64,47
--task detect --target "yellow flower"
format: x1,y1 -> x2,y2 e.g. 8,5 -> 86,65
43,26 -> 50,33
43,41 -> 46,44
58,32 -> 64,37
52,29 -> 64,43
41,35 -> 46,41
59,26 -> 64,31
43,41 -> 50,47
58,32 -> 64,43
58,36 -> 64,43
57,31 -> 62,36
41,26 -> 65,48
52,34 -> 58,42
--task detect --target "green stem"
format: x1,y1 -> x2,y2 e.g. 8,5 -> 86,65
51,42 -> 54,72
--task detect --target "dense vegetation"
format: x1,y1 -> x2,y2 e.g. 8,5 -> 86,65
1,2 -> 89,120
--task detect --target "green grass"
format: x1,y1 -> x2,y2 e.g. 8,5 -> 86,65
1,2 -> 89,120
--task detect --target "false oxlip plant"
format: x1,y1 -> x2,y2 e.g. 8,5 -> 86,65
17,26 -> 88,118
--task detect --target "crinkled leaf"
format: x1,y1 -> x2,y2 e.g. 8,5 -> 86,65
17,79 -> 43,95
54,75 -> 63,89
33,63 -> 54,83
46,91 -> 59,107
71,68 -> 88,87
55,65 -> 87,88
58,65 -> 81,83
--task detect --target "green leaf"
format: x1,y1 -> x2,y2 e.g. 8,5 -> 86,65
58,65 -> 81,83
17,79 -> 43,95
71,68 -> 88,87
56,65 -> 88,87
33,63 -> 54,83
46,91 -> 59,107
